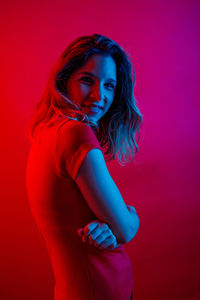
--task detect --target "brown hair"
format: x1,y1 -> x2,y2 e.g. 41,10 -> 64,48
26,33 -> 143,165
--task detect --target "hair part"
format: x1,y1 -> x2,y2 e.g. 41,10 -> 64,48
26,33 -> 143,165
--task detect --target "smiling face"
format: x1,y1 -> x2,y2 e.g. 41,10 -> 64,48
65,54 -> 117,123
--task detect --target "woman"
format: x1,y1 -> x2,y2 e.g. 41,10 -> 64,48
25,33 -> 143,300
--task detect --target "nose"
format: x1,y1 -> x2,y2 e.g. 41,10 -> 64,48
90,83 -> 105,102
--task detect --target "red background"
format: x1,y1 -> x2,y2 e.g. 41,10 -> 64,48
0,0 -> 200,299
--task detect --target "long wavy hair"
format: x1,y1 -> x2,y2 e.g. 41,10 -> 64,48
26,33 -> 143,165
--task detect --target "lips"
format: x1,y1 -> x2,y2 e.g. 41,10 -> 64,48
83,104 -> 103,110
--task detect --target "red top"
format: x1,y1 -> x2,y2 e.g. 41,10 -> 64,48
26,117 -> 133,300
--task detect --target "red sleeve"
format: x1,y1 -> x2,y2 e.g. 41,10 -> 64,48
54,120 -> 102,181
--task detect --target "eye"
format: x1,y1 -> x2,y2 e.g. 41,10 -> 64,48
79,77 -> 116,90
79,76 -> 93,83
105,83 -> 116,90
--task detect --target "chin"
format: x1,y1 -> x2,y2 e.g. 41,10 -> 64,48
88,118 -> 99,127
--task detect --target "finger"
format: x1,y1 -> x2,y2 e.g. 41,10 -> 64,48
93,238 -> 113,250
100,236 -> 117,249
88,230 -> 112,249
84,221 -> 109,236
127,205 -> 137,214
77,228 -> 84,236
84,227 -> 109,245
89,228 -> 110,242
77,220 -> 99,235
82,221 -> 100,237
87,232 -> 115,249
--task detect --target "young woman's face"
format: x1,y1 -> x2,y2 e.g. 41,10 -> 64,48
66,54 -> 117,123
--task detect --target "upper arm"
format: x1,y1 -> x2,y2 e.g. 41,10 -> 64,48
75,148 -> 132,244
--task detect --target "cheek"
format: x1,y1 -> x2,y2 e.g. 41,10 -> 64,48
74,83 -> 89,98
107,97 -> 114,109
79,85 -> 89,96
67,83 -> 87,101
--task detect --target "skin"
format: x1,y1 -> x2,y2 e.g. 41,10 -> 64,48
66,54 -> 117,124
66,54 -> 122,249
77,219 -> 120,250
77,205 -> 136,250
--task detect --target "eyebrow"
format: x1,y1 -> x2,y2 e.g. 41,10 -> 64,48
77,71 -> 116,83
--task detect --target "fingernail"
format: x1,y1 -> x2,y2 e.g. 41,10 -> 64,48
77,229 -> 84,236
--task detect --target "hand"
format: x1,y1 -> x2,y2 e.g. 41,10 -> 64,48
126,205 -> 137,214
77,219 -> 121,250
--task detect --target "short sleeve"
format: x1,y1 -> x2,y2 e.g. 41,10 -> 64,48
54,120 -> 102,181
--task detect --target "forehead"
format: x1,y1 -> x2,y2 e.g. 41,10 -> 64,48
75,54 -> 117,78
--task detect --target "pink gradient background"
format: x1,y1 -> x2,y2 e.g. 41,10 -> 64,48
0,0 -> 199,299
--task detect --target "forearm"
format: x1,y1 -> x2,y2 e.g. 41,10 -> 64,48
114,205 -> 139,247
78,206 -> 139,249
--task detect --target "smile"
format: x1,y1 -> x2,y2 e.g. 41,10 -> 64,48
83,105 -> 103,113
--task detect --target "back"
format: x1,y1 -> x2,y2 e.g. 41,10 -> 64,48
25,118 -> 134,300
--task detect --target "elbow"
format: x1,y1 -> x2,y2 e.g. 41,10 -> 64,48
117,216 -> 140,245
115,230 -> 132,245
115,231 -> 129,245
126,214 -> 140,243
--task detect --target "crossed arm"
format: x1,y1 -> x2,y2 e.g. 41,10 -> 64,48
77,205 -> 139,250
